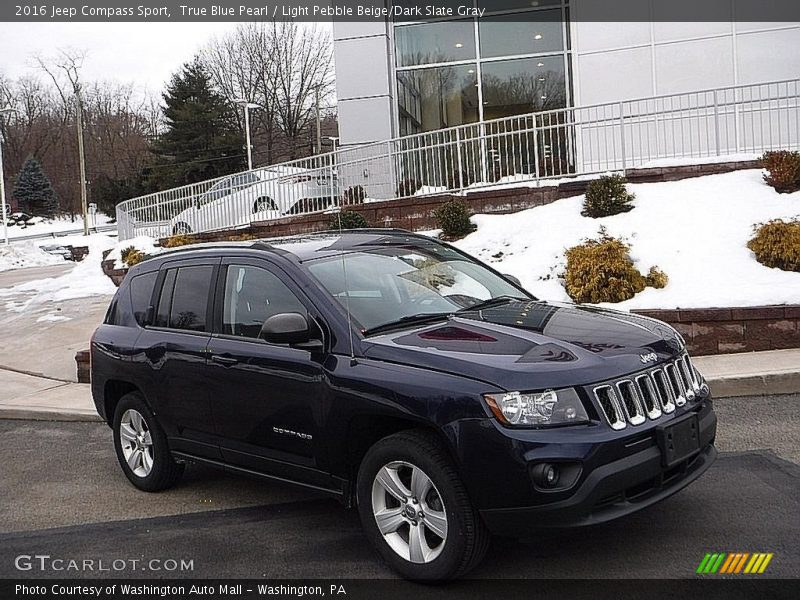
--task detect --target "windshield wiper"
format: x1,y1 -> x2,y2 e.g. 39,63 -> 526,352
456,295 -> 530,314
362,312 -> 452,337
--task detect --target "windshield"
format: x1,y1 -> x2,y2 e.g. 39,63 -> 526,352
306,244 -> 530,333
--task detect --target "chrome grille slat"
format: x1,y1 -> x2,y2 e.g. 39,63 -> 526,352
635,374 -> 662,419
616,380 -> 646,425
594,385 -> 627,430
665,363 -> 686,406
652,368 -> 676,413
592,353 -> 705,428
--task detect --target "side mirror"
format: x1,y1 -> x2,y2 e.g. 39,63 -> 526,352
260,312 -> 319,348
504,274 -> 522,287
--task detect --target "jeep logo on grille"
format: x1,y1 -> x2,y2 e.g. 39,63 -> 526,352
639,352 -> 658,364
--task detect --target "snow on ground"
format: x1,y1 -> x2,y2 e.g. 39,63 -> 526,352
0,242 -> 65,272
640,153 -> 759,168
106,235 -> 162,269
452,169 -> 800,310
5,214 -> 114,240
1,234 -> 117,312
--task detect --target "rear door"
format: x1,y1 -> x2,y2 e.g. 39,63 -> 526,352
206,257 -> 332,488
134,257 -> 220,459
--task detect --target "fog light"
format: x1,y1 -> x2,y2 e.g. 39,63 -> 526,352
532,463 -> 560,488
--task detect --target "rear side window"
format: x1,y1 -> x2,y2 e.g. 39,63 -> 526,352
154,266 -> 214,332
129,271 -> 157,327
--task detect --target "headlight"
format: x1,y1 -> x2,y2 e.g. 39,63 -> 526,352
484,388 -> 589,427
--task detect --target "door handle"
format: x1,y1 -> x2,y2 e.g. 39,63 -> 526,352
211,355 -> 239,366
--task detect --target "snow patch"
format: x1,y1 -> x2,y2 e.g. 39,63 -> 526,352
0,242 -> 65,272
106,236 -> 162,269
452,169 -> 800,310
0,234 -> 118,310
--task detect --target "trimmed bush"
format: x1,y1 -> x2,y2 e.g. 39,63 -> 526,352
227,233 -> 257,241
761,150 -> 800,193
564,231 -> 668,303
342,185 -> 367,205
581,175 -> 635,218
747,219 -> 800,272
434,199 -> 477,240
163,234 -> 194,248
397,178 -> 422,197
120,246 -> 146,267
330,210 -> 368,230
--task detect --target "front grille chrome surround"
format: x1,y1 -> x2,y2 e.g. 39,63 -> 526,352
592,353 -> 704,430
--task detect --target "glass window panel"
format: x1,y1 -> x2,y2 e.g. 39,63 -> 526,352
154,268 -> 176,328
223,265 -> 306,339
130,271 -> 157,327
395,20 -> 475,67
481,56 -> 567,119
479,9 -> 563,58
169,266 -> 213,332
397,64 -> 479,135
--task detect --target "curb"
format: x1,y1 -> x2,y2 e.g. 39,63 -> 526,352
0,407 -> 103,422
707,371 -> 800,399
0,373 -> 797,424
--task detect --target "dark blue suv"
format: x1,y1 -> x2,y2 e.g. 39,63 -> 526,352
91,230 -> 717,580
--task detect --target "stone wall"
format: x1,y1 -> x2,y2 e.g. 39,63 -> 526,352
633,306 -> 800,356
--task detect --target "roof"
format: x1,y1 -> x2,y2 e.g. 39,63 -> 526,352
155,229 -> 443,263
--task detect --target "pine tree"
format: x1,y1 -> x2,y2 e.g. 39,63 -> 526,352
149,58 -> 245,190
12,157 -> 59,217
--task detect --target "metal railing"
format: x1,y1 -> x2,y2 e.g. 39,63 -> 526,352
116,78 -> 800,241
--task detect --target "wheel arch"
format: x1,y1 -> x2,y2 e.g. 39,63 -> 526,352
102,380 -> 143,425
343,414 -> 458,505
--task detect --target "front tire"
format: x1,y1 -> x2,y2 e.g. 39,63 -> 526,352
356,429 -> 490,581
113,392 -> 184,492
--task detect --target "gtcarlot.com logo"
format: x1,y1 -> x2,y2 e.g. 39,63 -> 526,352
696,552 -> 774,574
15,554 -> 194,573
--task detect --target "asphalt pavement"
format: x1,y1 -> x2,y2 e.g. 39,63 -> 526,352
0,394 -> 797,580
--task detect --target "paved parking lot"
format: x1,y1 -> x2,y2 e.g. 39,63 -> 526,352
0,395 -> 797,580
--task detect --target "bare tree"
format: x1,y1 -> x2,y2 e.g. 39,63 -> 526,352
202,22 -> 334,164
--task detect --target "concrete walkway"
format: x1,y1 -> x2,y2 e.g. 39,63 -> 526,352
0,348 -> 797,422
0,369 -> 100,421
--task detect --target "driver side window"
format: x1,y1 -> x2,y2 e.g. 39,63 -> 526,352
223,265 -> 306,339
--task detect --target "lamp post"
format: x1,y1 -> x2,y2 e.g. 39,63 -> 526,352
0,106 -> 16,246
233,99 -> 262,171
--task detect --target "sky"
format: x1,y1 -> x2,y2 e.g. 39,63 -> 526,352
0,22 -> 254,95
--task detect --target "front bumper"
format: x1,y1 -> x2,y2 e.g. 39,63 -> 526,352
480,441 -> 715,536
452,398 -> 717,536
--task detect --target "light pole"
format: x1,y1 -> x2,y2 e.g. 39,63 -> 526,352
233,99 -> 262,171
0,106 -> 16,247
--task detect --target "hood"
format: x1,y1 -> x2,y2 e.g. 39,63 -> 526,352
361,300 -> 685,391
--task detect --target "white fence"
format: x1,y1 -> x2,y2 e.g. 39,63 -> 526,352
117,78 -> 800,241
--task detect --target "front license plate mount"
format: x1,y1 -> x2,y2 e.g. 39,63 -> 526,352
656,413 -> 700,469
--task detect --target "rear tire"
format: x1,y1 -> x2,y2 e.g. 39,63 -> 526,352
356,429 -> 490,581
172,222 -> 192,235
253,197 -> 275,213
113,392 -> 184,492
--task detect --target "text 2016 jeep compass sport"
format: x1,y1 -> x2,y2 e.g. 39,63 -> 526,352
92,230 -> 717,580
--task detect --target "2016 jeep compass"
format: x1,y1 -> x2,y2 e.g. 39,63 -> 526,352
91,230 -> 717,580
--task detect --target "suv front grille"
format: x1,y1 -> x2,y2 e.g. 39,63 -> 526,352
592,353 -> 705,430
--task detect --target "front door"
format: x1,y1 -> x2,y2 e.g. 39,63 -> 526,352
207,258 -> 331,488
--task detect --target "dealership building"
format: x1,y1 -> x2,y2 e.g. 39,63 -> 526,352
332,0 -> 800,154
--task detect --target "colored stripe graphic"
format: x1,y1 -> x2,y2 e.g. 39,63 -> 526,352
700,552 -> 774,575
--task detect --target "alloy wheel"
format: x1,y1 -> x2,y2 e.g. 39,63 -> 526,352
119,409 -> 154,478
371,461 -> 448,564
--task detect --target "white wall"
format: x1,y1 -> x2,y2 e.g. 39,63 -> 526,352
332,20 -> 396,147
570,0 -> 800,106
